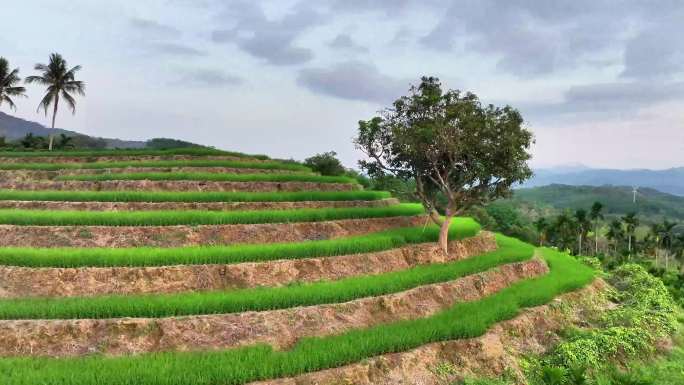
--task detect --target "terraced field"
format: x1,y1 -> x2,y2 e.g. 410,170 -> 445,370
0,149 -> 597,384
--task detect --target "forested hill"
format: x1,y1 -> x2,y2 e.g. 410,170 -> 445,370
512,184 -> 684,221
524,167 -> 684,196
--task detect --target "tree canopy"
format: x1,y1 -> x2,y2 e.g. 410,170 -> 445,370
355,76 -> 533,251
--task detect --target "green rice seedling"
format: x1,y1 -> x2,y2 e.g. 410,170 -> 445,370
56,172 -> 355,183
0,148 -> 256,158
0,159 -> 311,172
0,189 -> 391,203
0,247 -> 595,385
0,204 -> 423,226
0,218 -> 479,267
0,235 -> 533,319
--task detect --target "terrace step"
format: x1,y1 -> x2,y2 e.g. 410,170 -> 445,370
249,280 -> 607,385
0,231 -> 495,298
0,216 -> 427,247
0,180 -> 359,192
0,167 -> 309,181
0,198 -> 399,212
0,155 -> 252,164
0,258 -> 547,357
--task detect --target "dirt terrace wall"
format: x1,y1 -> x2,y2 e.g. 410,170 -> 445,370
0,215 -> 427,248
0,155 -> 248,164
0,167 -> 306,181
0,180 -> 359,192
0,198 -> 400,212
0,232 -> 496,298
0,258 -> 547,357
250,280 -> 608,385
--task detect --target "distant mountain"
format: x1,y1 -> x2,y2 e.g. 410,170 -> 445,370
524,166 -> 684,196
512,184 -> 684,221
0,111 -> 145,149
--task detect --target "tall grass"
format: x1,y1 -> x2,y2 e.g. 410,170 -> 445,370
0,159 -> 310,172
0,204 -> 423,226
0,248 -> 595,385
0,235 -> 532,319
57,172 -> 356,183
0,218 -> 479,267
0,148 -> 262,158
0,189 -> 391,203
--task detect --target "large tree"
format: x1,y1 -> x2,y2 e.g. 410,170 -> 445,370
0,57 -> 27,111
589,201 -> 604,255
25,53 -> 85,151
355,77 -> 533,253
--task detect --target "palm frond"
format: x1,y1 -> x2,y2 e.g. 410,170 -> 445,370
5,86 -> 27,96
25,75 -> 51,86
1,95 -> 17,110
61,90 -> 77,114
37,92 -> 55,115
64,80 -> 86,95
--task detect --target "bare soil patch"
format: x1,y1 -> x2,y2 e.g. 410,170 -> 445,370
0,168 -> 303,181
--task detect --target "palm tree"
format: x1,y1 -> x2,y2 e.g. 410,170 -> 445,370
622,212 -> 639,259
650,222 -> 664,267
661,220 -> 677,269
574,209 -> 591,255
533,217 -> 549,247
589,202 -> 604,255
606,219 -> 624,255
25,53 -> 85,151
0,57 -> 27,110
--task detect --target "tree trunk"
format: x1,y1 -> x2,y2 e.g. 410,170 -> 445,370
628,235 -> 632,259
49,94 -> 59,151
438,214 -> 452,255
595,223 -> 599,255
578,233 -> 583,256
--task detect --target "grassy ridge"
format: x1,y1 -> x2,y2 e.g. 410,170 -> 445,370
0,247 -> 595,385
0,235 -> 532,319
0,218 -> 479,267
0,189 -> 391,203
0,148 -> 261,158
57,172 -> 356,183
0,159 -> 310,172
0,204 -> 423,226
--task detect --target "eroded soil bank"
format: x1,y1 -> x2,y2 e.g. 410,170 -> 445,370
0,215 -> 427,247
250,280 -> 609,385
0,232 -> 495,298
0,155 -> 248,164
0,258 -> 546,357
0,180 -> 358,192
0,198 -> 400,212
0,167 -> 304,181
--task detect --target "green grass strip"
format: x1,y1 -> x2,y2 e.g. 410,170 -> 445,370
57,172 -> 355,183
0,189 -> 391,203
0,204 -> 423,226
0,235 -> 531,320
0,247 -> 595,385
0,159 -> 310,172
0,218 -> 478,267
0,148 -> 261,158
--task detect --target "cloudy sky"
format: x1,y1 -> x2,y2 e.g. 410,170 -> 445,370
2,0 -> 683,169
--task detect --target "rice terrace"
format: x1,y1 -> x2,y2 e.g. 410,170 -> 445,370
2,2 -> 684,384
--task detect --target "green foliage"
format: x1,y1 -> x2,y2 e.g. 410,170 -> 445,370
0,218 -> 479,267
304,151 -> 346,176
0,159 -> 310,172
0,244 -> 595,385
356,76 -> 533,218
0,204 -> 424,226
548,264 -> 677,370
0,234 -> 531,319
0,189 -> 391,203
145,138 -> 204,150
0,147 -> 244,158
57,171 -> 354,183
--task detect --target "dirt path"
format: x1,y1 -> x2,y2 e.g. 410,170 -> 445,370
0,180 -> 359,192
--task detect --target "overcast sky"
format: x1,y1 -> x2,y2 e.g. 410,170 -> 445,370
2,0 -> 683,169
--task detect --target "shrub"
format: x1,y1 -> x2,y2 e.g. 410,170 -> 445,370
304,151 -> 346,176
